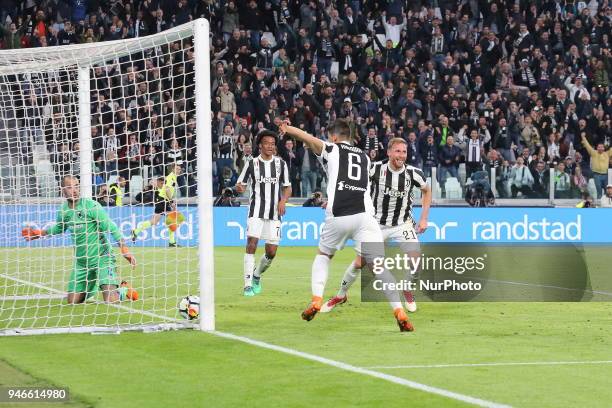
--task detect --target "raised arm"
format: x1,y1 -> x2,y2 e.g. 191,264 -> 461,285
279,122 -> 325,155
580,134 -> 596,156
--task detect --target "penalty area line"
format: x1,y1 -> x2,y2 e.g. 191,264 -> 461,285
210,330 -> 511,408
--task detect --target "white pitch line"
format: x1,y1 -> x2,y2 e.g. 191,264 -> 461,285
211,330 -> 511,408
0,294 -> 65,301
0,272 -> 180,323
367,360 -> 612,369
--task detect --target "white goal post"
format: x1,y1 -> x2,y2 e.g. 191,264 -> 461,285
0,19 -> 214,335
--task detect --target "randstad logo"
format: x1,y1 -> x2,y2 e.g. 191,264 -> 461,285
337,181 -> 367,192
472,215 -> 582,241
121,213 -> 195,241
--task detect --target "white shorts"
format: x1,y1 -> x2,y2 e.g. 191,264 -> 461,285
319,213 -> 383,257
381,223 -> 421,254
246,217 -> 281,245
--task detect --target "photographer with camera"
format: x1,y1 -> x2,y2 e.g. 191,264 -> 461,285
303,190 -> 324,207
214,187 -> 240,207
465,170 -> 495,207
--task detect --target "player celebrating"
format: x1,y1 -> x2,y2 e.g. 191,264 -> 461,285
235,130 -> 291,297
22,175 -> 138,304
281,119 -> 414,332
321,138 -> 431,314
132,163 -> 182,247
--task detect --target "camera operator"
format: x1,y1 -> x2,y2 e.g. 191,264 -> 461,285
214,187 -> 240,207
303,190 -> 324,207
465,170 -> 495,207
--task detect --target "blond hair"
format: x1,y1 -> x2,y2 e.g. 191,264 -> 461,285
387,137 -> 407,150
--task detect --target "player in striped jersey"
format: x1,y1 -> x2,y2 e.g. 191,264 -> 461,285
235,130 -> 291,297
321,138 -> 432,313
281,120 -> 415,332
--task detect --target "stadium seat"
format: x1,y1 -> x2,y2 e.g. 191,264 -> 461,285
427,177 -> 441,199
458,163 -> 466,184
587,178 -> 597,199
35,160 -> 58,197
444,177 -> 462,199
130,175 -> 144,199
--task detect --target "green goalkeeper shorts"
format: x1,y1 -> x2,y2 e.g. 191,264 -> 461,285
67,256 -> 119,295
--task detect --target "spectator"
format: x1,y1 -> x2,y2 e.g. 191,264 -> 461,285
3,0 -> 610,202
121,133 -> 143,181
571,166 -> 589,199
303,191 -> 324,207
216,122 -> 236,175
531,160 -> 550,198
297,144 -> 319,198
279,138 -> 300,196
510,157 -> 534,198
465,129 -> 485,179
601,185 -> 612,208
581,134 -> 612,198
97,184 -> 111,206
553,162 -> 571,198
420,134 -> 438,179
108,177 -> 127,207
217,83 -> 236,122
438,135 -> 461,185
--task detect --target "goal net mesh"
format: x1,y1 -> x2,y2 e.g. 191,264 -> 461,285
0,21 -> 204,335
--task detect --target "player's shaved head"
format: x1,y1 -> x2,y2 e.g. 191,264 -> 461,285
61,175 -> 80,203
328,119 -> 352,142
61,175 -> 78,187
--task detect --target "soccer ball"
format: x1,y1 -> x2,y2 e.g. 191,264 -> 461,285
178,295 -> 200,320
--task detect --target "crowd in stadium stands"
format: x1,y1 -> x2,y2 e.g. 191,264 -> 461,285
1,0 -> 611,203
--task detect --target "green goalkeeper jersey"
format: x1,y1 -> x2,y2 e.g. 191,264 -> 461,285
45,198 -> 123,266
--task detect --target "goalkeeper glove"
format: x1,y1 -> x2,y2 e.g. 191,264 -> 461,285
22,228 -> 45,241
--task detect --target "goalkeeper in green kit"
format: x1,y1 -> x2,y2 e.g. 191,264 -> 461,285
22,175 -> 139,304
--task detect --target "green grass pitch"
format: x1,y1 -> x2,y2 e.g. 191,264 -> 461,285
0,246 -> 611,407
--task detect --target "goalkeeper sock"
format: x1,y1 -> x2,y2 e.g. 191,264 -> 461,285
337,261 -> 360,297
168,229 -> 176,245
254,254 -> 273,278
244,254 -> 255,287
135,220 -> 152,234
311,254 -> 330,298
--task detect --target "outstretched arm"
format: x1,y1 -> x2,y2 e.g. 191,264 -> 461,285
279,121 -> 325,155
22,210 -> 66,240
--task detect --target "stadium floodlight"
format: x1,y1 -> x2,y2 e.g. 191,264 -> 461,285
0,19 -> 214,335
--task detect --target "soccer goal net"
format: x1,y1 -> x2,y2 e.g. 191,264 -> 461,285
0,19 -> 214,335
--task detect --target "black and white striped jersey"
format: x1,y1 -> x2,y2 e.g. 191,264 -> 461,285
318,142 -> 374,218
370,162 -> 427,227
217,133 -> 235,159
237,155 -> 291,220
